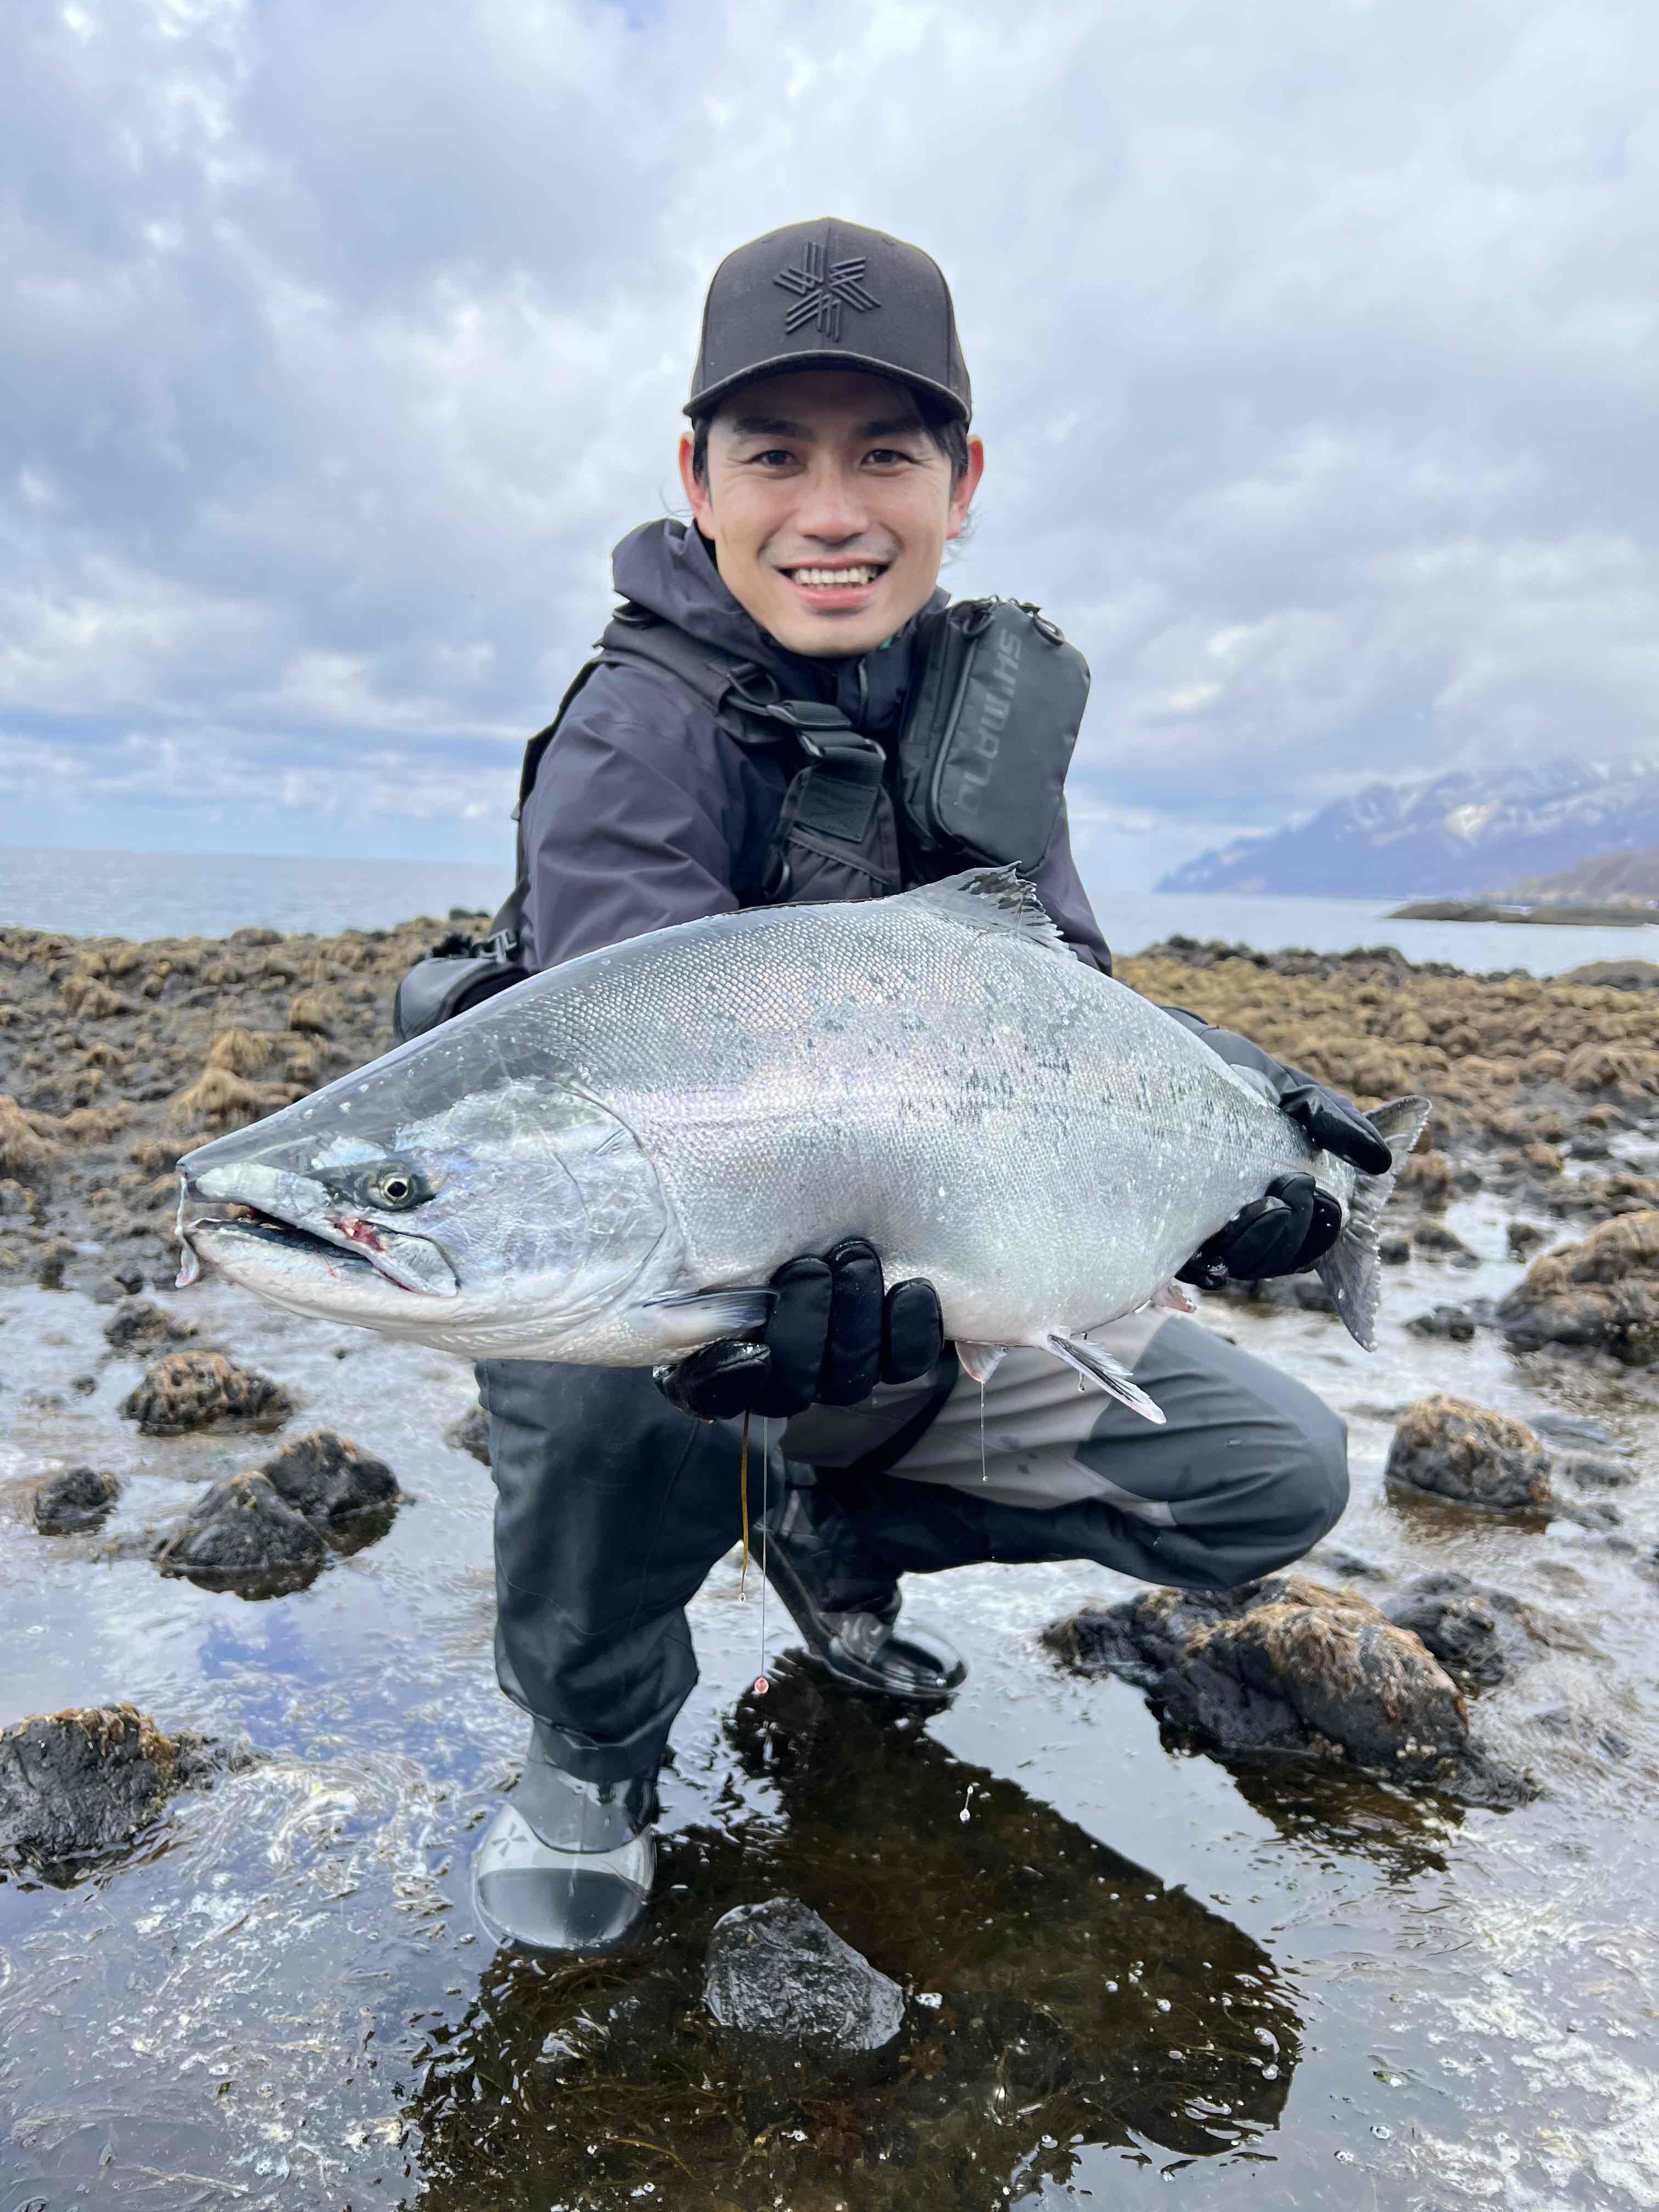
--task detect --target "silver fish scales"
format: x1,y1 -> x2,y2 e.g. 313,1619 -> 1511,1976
177,870 -> 1429,1423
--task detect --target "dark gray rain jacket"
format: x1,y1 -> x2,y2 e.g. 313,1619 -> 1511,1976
519,519 -> 1112,974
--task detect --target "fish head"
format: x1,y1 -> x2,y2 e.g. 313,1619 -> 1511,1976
176,1019 -> 668,1350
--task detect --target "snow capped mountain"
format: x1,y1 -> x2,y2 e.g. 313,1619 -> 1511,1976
1155,759 -> 1659,898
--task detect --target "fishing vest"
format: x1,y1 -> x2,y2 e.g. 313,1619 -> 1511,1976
392,596 -> 1090,1041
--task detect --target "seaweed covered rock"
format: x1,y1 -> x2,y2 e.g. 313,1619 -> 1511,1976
103,1296 -> 196,1352
704,1897 -> 905,2050
1385,1395 -> 1555,1513
154,1470 -> 324,1588
258,1430 -> 399,1525
121,1349 -> 291,1436
33,1465 -> 121,1534
1498,1209 -> 1659,1365
0,1705 -> 218,1871
1044,1575 -> 1528,1802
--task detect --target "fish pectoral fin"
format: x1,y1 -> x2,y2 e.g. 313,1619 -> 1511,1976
641,1285 -> 776,1341
1041,1330 -> 1166,1425
954,1339 -> 1008,1385
1150,1277 -> 1199,1314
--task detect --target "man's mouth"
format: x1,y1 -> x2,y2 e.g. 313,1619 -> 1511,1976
780,562 -> 889,602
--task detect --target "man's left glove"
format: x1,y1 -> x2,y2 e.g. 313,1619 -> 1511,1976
1164,1009 -> 1393,1286
653,1238 -> 945,1422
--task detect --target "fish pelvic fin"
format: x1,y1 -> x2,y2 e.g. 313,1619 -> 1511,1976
1315,1093 -> 1434,1352
955,1339 -> 1008,1385
641,1284 -> 776,1345
1041,1330 -> 1166,1425
907,866 -> 1066,952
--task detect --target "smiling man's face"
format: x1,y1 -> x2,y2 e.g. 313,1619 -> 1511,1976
679,368 -> 984,657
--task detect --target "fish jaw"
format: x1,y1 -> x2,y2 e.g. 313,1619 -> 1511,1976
178,1163 -> 460,1305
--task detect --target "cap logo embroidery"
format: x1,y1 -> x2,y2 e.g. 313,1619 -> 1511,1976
774,240 -> 879,342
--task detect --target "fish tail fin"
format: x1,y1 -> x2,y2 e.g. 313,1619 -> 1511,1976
1316,1094 -> 1434,1351
1041,1330 -> 1166,1424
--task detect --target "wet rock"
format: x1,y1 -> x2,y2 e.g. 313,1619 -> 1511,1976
33,1465 -> 121,1534
1412,1218 -> 1479,1266
36,1237 -> 75,1289
121,1349 -> 292,1436
1499,1210 -> 1659,1364
1562,1455 -> 1635,1491
1385,1395 -> 1555,1513
704,1896 -> 905,2050
1506,1218 -> 1549,1259
1043,1574 -> 1526,1802
446,1402 -> 491,1465
1383,1572 -> 1539,1689
1380,1230 -> 1412,1265
154,1470 -> 324,1588
0,1705 -> 218,1872
1531,1410 -> 1620,1450
258,1430 -> 399,1525
1407,1302 -> 1476,1341
102,1296 -> 196,1352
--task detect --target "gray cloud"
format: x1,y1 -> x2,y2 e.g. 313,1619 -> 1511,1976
3,0 -> 1655,885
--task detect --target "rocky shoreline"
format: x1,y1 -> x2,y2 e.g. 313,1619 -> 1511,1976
4,912 -> 1659,2204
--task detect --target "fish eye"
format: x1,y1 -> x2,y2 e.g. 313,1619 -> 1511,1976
363,1161 -> 428,1212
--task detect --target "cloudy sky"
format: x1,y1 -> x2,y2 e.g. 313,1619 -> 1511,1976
4,0 -> 1655,890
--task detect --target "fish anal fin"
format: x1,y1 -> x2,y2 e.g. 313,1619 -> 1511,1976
1042,1330 -> 1166,1425
955,1339 -> 1008,1385
1151,1277 -> 1199,1315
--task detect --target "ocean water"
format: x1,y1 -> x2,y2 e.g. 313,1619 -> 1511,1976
1,840 -> 1655,975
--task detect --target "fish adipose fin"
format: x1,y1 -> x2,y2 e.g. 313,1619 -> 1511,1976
1316,1094 -> 1434,1352
955,1339 -> 1008,1385
1041,1330 -> 1166,1425
907,866 -> 1066,953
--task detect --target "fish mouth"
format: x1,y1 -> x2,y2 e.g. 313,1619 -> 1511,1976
176,1184 -> 459,1299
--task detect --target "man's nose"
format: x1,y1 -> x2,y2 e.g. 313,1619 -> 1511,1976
794,462 -> 871,544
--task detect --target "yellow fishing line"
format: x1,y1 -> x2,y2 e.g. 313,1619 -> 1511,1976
738,1407 -> 751,1597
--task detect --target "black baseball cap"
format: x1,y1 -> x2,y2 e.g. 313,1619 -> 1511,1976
686,217 -> 972,425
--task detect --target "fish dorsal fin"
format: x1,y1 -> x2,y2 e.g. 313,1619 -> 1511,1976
905,866 -> 1066,952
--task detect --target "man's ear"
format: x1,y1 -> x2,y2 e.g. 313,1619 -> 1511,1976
679,431 -> 715,535
945,435 -> 985,543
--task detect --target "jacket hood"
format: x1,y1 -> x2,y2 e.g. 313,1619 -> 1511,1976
611,517 -> 943,735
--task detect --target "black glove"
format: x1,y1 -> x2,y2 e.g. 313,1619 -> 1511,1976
653,1238 -> 945,1421
1164,1008 -> 1391,1285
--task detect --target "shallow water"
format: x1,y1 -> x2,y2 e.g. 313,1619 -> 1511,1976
2,1187 -> 1657,2208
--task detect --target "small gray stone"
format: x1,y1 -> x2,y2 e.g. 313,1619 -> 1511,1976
154,1471 -> 324,1583
1407,1304 -> 1476,1342
704,1897 -> 904,2050
33,1465 -> 121,1535
258,1430 -> 398,1525
446,1403 -> 491,1466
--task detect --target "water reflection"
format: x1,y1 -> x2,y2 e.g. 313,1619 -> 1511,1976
405,1657 -> 1304,2209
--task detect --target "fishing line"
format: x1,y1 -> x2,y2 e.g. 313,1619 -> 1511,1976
736,1408 -> 771,1694
738,1409 -> 751,1596
755,1416 -> 770,1696
979,1377 -> 988,1484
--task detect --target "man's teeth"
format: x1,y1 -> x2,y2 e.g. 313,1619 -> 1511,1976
790,566 -> 882,588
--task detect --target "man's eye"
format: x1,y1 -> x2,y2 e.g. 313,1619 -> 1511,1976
748,449 -> 795,466
865,449 -> 915,466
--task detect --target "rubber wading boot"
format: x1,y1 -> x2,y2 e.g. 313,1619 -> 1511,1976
472,1724 -> 656,1954
760,1477 -> 967,1702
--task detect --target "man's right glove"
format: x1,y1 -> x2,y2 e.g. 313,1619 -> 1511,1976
653,1237 -> 944,1422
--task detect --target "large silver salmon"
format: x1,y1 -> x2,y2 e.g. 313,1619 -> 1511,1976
177,868 -> 1429,1424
